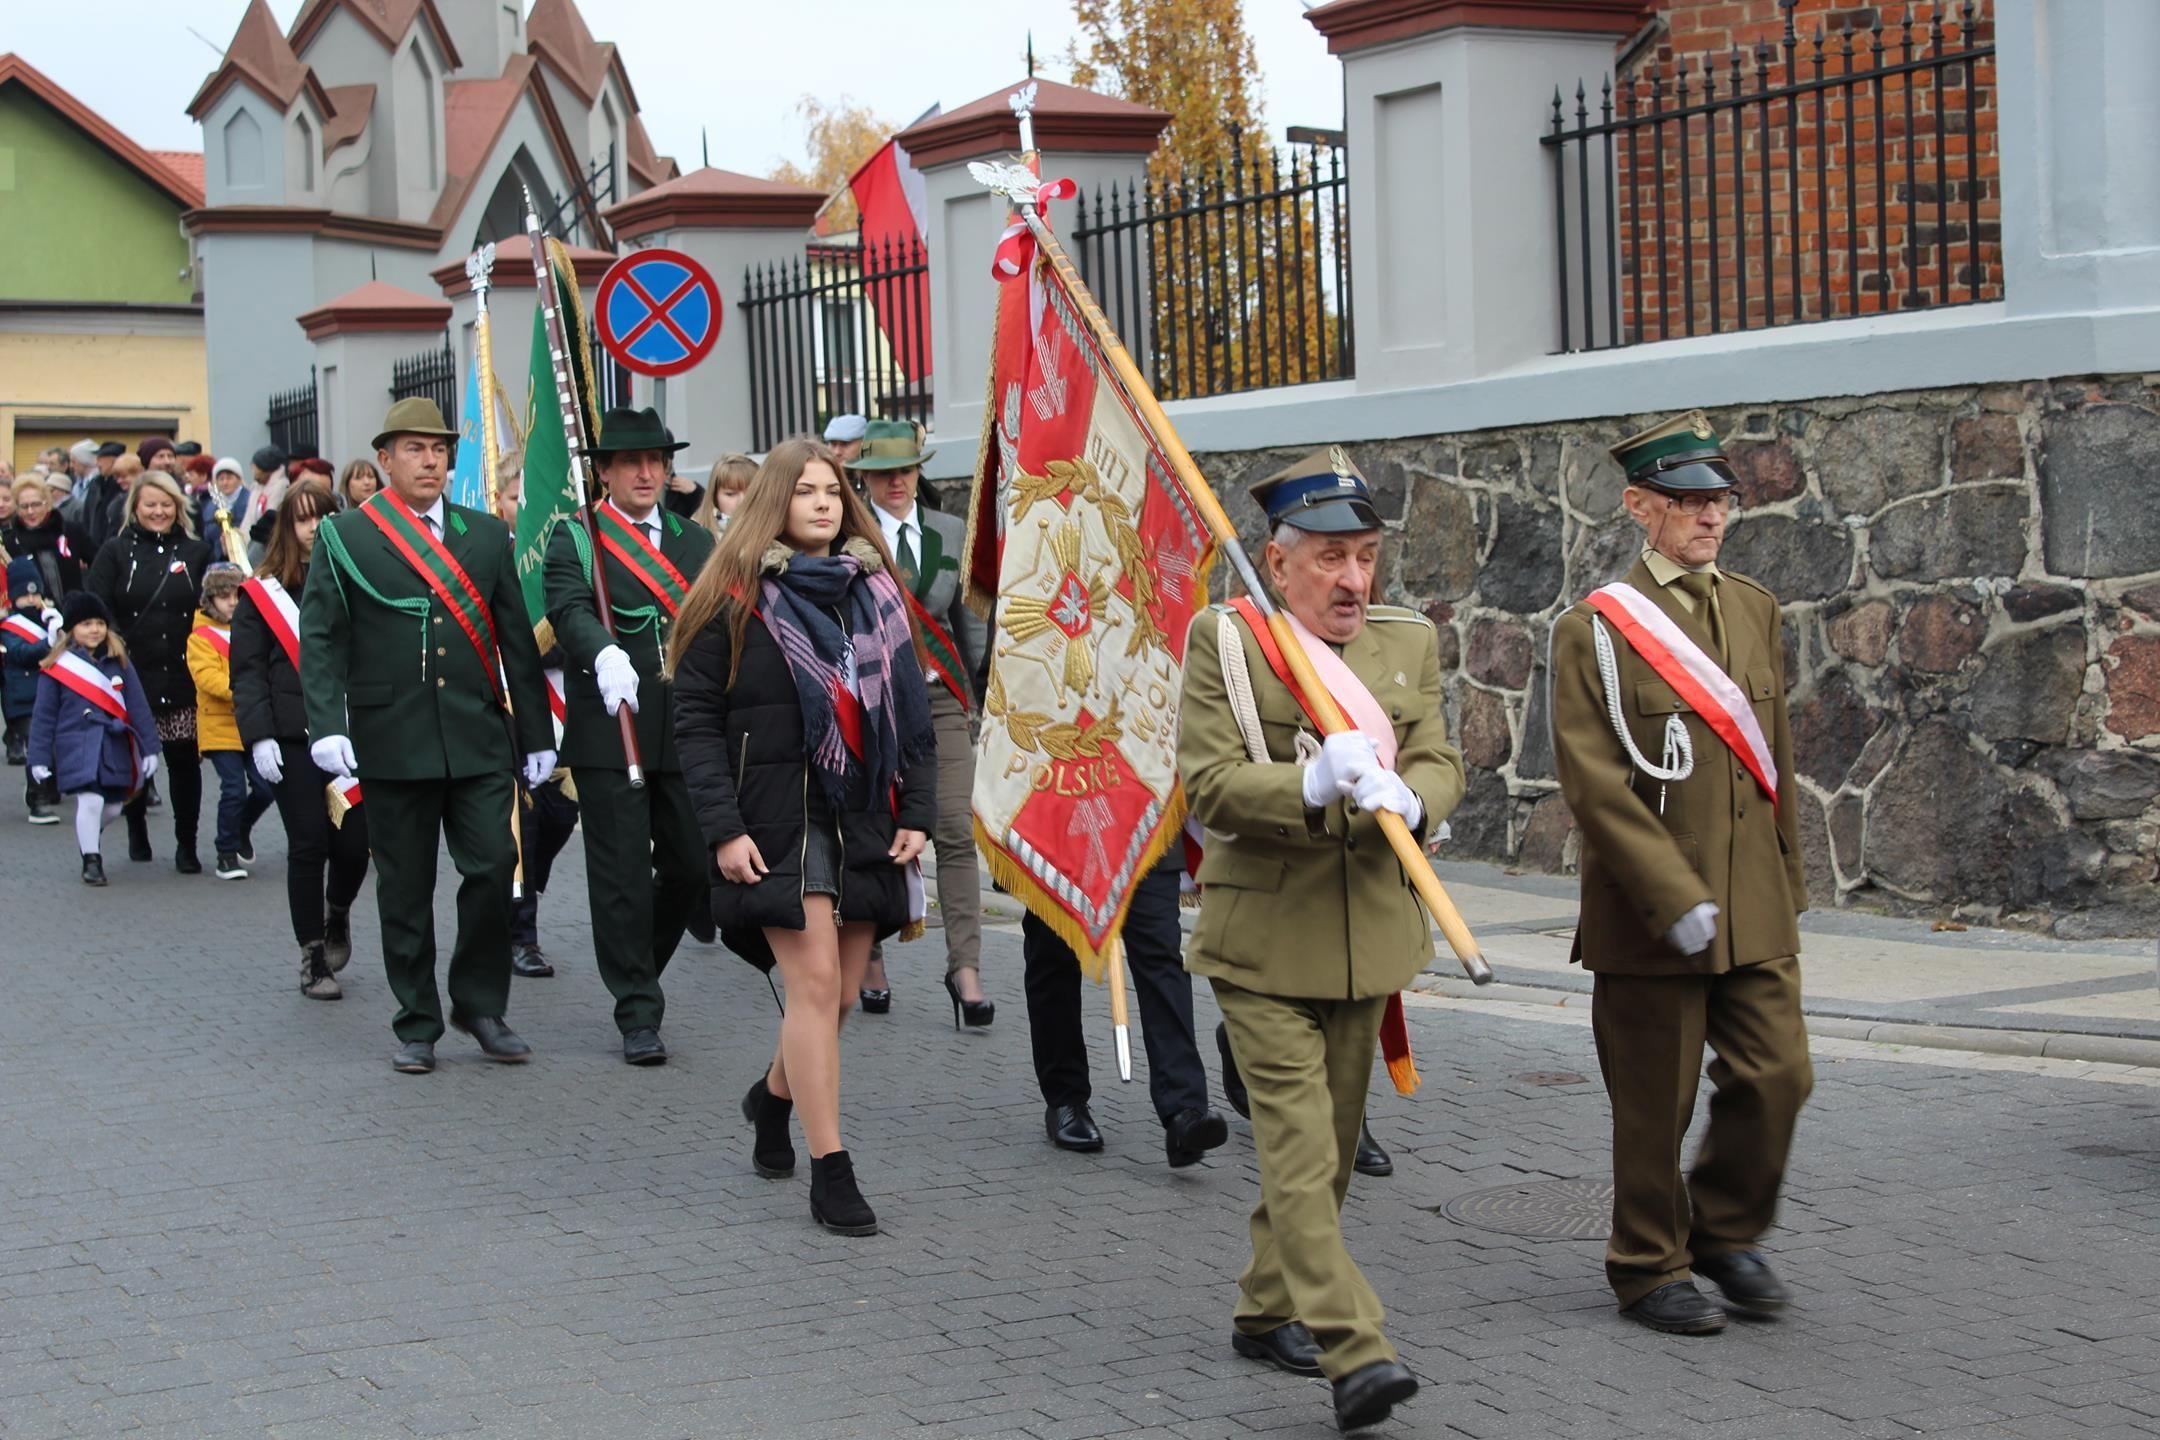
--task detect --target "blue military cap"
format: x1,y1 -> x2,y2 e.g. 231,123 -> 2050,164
1249,445 -> 1381,535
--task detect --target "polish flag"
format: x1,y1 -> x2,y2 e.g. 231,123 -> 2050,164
848,130 -> 934,383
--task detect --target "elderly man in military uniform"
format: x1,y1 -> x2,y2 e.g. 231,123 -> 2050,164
1549,410 -> 1811,1335
544,406 -> 716,1066
1179,448 -> 1463,1432
301,398 -> 554,1074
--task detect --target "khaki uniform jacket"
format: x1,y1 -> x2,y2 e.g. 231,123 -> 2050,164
1178,604 -> 1466,1000
1550,555 -> 1805,975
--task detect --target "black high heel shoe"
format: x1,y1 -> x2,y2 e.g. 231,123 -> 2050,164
858,986 -> 892,1014
942,973 -> 996,1030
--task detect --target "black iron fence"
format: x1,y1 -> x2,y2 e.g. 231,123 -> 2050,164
1070,133 -> 1352,401
390,338 -> 457,426
1543,0 -> 1998,352
266,366 -> 319,460
741,236 -> 931,453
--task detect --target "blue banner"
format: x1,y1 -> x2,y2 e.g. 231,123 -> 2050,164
450,353 -> 487,511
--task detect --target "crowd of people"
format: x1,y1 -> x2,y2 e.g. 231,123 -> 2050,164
0,397 -> 1809,1433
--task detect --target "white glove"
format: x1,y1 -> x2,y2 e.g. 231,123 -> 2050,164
311,734 -> 357,778
40,608 -> 62,642
140,754 -> 159,781
1351,767 -> 1423,829
1300,730 -> 1379,808
251,738 -> 283,785
522,749 -> 558,788
594,644 -> 640,716
30,765 -> 51,783
1665,901 -> 1720,956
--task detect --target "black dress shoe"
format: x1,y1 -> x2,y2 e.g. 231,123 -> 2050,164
622,1027 -> 668,1066
1693,1250 -> 1791,1314
1165,1106 -> 1229,1168
1333,1359 -> 1418,1432
1216,1021 -> 1250,1119
391,1040 -> 435,1074
449,1010 -> 531,1063
1353,1122 -> 1393,1178
510,943 -> 554,978
741,1076 -> 796,1178
1045,1102 -> 1104,1152
808,1149 -> 878,1235
1622,1280 -> 1728,1335
1231,1321 -> 1323,1377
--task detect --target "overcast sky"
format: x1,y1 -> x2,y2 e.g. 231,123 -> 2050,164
14,0 -> 1344,178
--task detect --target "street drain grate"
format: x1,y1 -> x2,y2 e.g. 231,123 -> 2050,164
1515,1071 -> 1588,1086
1435,1179 -> 1613,1239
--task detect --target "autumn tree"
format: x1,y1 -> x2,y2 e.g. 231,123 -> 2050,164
1066,0 -> 1343,397
769,96 -> 894,232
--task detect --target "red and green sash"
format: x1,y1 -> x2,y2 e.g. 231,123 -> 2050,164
192,624 -> 230,660
594,504 -> 689,617
361,494 -> 501,697
902,590 -> 971,713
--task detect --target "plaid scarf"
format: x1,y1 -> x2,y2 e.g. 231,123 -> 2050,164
758,537 -> 935,813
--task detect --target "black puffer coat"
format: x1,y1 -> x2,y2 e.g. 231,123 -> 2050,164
674,603 -> 937,970
230,566 -> 310,745
85,523 -> 211,712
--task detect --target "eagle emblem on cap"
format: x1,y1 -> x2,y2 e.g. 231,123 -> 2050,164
1329,445 -> 1356,488
1690,411 -> 1714,440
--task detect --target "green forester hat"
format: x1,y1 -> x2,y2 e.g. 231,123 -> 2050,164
1609,409 -> 1735,492
371,396 -> 460,453
849,418 -> 928,471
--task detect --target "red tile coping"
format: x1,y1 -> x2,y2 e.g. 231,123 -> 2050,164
895,78 -> 1168,170
296,279 -> 453,338
602,167 -> 825,241
1305,0 -> 1649,55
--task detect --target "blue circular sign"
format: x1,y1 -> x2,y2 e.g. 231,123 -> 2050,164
595,248 -> 721,377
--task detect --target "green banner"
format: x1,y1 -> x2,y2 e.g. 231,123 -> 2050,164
513,246 -> 599,624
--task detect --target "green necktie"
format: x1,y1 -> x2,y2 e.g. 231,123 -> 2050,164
896,522 -> 919,592
1677,571 -> 1727,666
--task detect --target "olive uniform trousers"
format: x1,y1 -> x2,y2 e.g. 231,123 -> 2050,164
571,766 -> 705,1034
1212,979 -> 1395,1380
1590,954 -> 1813,1306
365,772 -> 517,1044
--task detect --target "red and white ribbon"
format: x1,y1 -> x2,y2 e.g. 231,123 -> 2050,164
241,576 -> 301,670
1,613 -> 47,646
1584,581 -> 1779,806
544,667 -> 566,750
990,177 -> 1077,280
49,649 -> 129,722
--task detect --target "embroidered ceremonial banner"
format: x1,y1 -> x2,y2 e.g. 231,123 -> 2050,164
1585,581 -> 1779,805
964,220 -> 1219,977
240,577 -> 302,669
594,504 -> 688,615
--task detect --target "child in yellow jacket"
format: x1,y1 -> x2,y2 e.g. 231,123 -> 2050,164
187,564 -> 272,879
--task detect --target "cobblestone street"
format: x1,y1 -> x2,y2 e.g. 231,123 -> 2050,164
4,818 -> 2160,1439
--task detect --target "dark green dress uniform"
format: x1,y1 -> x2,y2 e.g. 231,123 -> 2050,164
1178,450 -> 1465,1393
1549,411 -> 1812,1318
542,411 -> 715,1038
299,410 -> 552,1047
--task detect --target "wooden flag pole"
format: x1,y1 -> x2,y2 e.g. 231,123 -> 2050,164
1106,937 -> 1133,1083
992,119 -> 1492,987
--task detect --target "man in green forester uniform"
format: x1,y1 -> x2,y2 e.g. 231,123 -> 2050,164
1178,448 -> 1464,1434
542,406 -> 714,1066
1549,410 -> 1811,1336
301,398 -> 554,1075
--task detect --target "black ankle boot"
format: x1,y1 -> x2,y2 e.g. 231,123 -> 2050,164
740,1077 -> 796,1179
80,853 -> 106,887
808,1150 -> 878,1235
125,812 -> 151,863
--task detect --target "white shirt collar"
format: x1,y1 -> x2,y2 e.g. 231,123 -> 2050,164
874,501 -> 920,548
417,496 -> 446,532
605,498 -> 662,536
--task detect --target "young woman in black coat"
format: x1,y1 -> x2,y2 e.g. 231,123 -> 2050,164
230,480 -> 369,1000
86,467 -> 211,871
670,437 -> 937,1236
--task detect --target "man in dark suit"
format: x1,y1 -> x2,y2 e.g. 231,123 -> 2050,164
542,407 -> 715,1065
299,398 -> 554,1074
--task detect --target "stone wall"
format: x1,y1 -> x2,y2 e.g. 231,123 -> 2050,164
1194,373 -> 2160,938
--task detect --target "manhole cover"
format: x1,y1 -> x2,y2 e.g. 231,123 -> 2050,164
1436,1179 -> 1612,1239
1514,1071 -> 1588,1087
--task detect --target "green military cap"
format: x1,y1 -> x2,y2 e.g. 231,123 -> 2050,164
1609,409 -> 1735,493
371,396 -> 460,453
588,406 -> 689,456
849,418 -> 928,471
1250,444 -> 1381,534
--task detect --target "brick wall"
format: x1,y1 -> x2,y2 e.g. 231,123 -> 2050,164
1593,0 -> 2000,343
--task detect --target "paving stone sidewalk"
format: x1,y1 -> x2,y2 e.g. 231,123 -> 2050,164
3,811 -> 2160,1438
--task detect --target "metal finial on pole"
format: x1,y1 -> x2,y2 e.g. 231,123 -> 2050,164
1009,80 -> 1040,158
1026,31 -> 1036,78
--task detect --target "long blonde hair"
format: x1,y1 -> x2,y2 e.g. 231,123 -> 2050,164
665,437 -> 901,685
692,452 -> 757,535
43,626 -> 128,669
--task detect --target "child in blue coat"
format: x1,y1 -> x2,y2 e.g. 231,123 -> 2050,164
3,557 -> 61,822
28,591 -> 163,886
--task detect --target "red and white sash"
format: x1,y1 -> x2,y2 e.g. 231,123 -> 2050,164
193,623 -> 231,659
1,613 -> 47,646
331,776 -> 362,808
241,576 -> 302,669
49,649 -> 129,722
1584,581 -> 1779,806
544,667 -> 566,749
